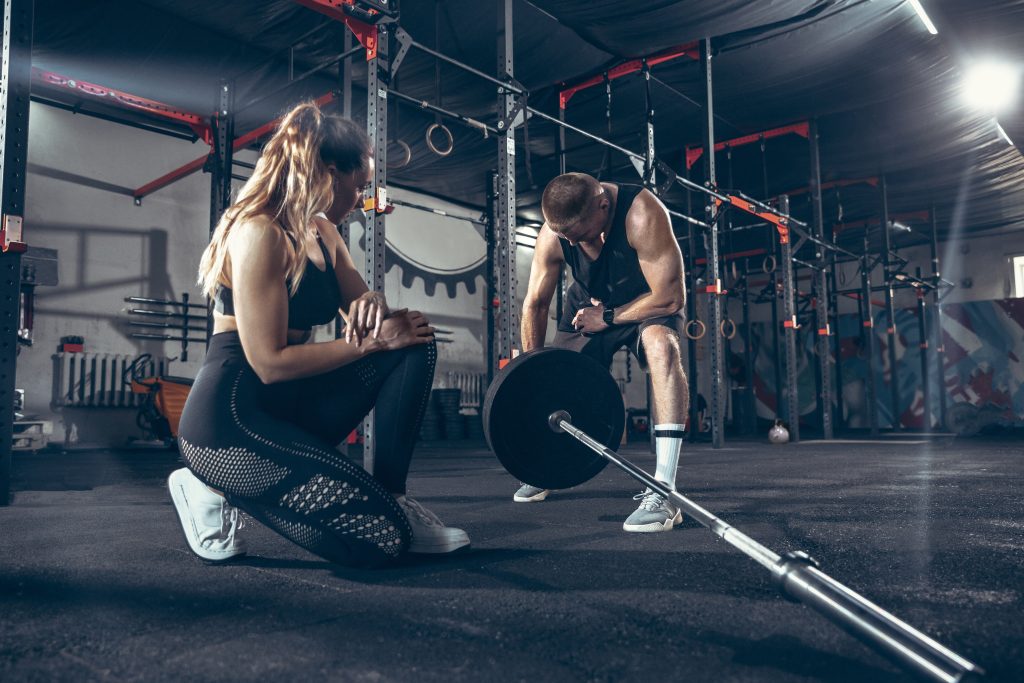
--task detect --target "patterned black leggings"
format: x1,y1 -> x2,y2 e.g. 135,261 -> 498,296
177,332 -> 435,568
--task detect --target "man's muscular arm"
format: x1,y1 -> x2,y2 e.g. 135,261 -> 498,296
607,190 -> 685,323
521,226 -> 564,352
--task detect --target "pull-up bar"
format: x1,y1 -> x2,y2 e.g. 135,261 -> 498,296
685,121 -> 809,170
558,42 -> 699,109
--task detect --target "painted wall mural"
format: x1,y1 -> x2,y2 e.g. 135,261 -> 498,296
742,298 -> 1024,431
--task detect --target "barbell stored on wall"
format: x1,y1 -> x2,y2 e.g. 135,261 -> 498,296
483,348 -> 982,683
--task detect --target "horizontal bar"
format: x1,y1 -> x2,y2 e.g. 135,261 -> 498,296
782,177 -> 879,198
410,40 -> 525,95
388,198 -> 484,225
30,96 -> 201,142
32,67 -> 210,139
124,296 -> 206,309
686,121 -> 809,170
129,320 -> 208,333
695,248 -> 767,266
127,309 -> 204,320
386,88 -> 498,135
235,45 -> 362,115
130,333 -> 206,343
559,42 -> 699,108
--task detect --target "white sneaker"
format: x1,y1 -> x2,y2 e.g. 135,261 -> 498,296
396,496 -> 470,554
168,468 -> 247,563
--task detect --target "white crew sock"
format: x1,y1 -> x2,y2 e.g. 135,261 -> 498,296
653,423 -> 685,491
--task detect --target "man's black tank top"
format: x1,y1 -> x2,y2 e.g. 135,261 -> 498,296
557,184 -> 648,331
214,232 -> 341,331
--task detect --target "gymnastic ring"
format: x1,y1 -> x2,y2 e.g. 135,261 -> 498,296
730,260 -> 739,282
720,318 -> 737,340
387,140 -> 412,169
762,255 -> 777,274
684,319 -> 706,341
426,123 -> 454,157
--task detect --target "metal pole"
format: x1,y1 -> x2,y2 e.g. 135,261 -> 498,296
336,29 -> 354,341
829,224 -> 845,431
861,240 -> 879,436
0,0 -> 33,506
363,23 -> 390,473
549,411 -> 981,683
809,120 -> 832,439
879,175 -> 900,430
916,267 -> 931,432
494,0 -> 519,367
699,38 -> 725,449
741,269 -> 755,434
929,207 -> 947,430
778,195 -> 800,442
685,184 -> 700,442
556,106 -> 567,325
485,171 -> 498,386
208,80 -> 234,346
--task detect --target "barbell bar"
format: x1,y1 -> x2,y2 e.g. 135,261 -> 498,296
484,349 -> 982,682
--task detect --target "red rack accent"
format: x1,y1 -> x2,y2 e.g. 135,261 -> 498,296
781,177 -> 879,198
292,0 -> 379,60
133,91 -> 338,201
714,195 -> 790,243
685,122 -> 809,170
32,68 -> 210,141
559,42 -> 699,109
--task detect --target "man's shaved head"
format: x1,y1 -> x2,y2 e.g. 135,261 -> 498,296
541,173 -> 604,229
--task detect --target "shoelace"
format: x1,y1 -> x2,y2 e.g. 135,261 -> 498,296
632,489 -> 668,512
400,497 -> 444,527
221,504 -> 246,536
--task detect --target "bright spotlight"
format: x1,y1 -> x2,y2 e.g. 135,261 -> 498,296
963,61 -> 1020,113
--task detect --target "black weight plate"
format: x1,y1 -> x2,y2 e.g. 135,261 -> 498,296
484,348 -> 624,490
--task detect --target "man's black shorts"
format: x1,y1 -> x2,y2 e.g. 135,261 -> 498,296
552,315 -> 683,372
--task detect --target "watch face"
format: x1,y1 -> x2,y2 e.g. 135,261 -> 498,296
603,307 -> 614,325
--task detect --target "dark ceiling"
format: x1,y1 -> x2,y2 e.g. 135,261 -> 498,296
28,0 -> 1024,257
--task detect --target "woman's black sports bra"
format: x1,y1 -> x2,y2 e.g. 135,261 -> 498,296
214,232 -> 341,330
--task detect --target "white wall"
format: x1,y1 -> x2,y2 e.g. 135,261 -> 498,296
21,103 -> 212,445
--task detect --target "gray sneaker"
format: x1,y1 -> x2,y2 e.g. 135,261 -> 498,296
622,488 -> 682,533
513,483 -> 550,502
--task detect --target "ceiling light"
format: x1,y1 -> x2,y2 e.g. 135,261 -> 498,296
963,61 -> 1020,113
907,1 -> 938,35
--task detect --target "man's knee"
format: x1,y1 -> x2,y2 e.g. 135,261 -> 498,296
641,326 -> 682,369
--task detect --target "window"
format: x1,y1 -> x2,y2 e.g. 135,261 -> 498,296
1014,255 -> 1024,298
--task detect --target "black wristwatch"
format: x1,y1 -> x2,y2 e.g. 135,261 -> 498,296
602,306 -> 616,326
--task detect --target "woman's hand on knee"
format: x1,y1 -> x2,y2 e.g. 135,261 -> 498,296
379,309 -> 435,351
346,291 -> 390,346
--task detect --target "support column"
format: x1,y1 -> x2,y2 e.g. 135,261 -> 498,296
861,240 -> 879,436
915,267 -> 931,432
684,184 -> 699,443
929,207 -> 947,430
778,195 -> 800,443
363,23 -> 389,473
809,120 -> 832,439
699,37 -> 725,449
879,176 -> 900,430
829,226 -> 845,431
555,107 -> 566,324
208,81 -> 234,343
493,0 -> 518,368
485,171 -> 497,385
336,29 -> 354,341
0,0 -> 33,506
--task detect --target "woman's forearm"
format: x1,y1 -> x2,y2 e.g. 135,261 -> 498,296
254,336 -> 384,384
